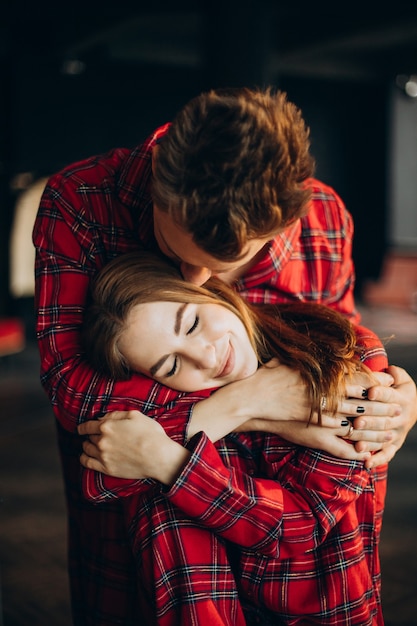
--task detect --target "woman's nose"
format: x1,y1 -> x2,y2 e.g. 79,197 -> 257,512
191,342 -> 217,369
180,262 -> 212,286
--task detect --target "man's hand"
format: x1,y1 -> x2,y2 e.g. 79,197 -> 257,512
78,411 -> 190,484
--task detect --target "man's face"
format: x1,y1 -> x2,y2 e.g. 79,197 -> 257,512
153,204 -> 273,286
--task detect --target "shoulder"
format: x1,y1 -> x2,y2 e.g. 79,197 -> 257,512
301,177 -> 353,232
44,147 -> 132,200
45,123 -> 171,200
307,177 -> 346,209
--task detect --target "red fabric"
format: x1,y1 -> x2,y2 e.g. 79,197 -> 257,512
33,124 -> 388,625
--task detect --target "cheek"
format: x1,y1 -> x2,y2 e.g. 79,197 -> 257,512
175,369 -> 217,392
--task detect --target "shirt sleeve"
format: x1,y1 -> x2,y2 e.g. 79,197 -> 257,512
355,324 -> 389,372
33,151 -> 205,436
165,432 -> 370,559
33,145 -> 214,503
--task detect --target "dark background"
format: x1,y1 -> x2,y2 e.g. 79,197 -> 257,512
2,0 -> 417,315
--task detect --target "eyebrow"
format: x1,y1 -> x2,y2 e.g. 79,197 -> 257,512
149,303 -> 188,377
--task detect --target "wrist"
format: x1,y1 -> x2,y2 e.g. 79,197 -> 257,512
189,378 -> 254,442
153,438 -> 191,486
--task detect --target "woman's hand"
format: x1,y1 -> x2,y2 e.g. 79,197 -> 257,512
242,419 -> 372,462
241,365 -> 416,468
78,411 -> 190,485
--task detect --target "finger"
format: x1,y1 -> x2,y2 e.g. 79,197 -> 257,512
87,434 -> 102,446
305,423 -> 371,461
313,414 -> 354,429
78,420 -> 102,436
81,439 -> 101,460
366,384 -> 403,404
352,414 -> 402,432
352,428 -> 394,447
367,371 -> 395,387
322,436 -> 371,462
364,444 -> 397,469
337,419 -> 394,455
337,398 -> 401,418
80,451 -> 104,471
386,364 -> 410,385
353,440 -> 386,454
345,371 -> 394,399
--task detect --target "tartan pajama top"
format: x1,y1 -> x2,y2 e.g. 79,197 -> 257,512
33,124 -> 388,625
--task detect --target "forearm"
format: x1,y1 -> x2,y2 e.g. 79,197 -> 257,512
188,383 -> 254,441
188,362 -> 310,441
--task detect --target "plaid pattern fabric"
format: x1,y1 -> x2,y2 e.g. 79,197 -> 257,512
82,339 -> 387,626
33,124 -> 387,625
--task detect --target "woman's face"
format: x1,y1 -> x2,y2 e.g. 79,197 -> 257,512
117,300 -> 259,391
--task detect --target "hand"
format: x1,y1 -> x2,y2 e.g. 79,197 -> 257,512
240,419 -> 372,462
323,366 -> 416,468
348,365 -> 417,468
78,410 -> 190,484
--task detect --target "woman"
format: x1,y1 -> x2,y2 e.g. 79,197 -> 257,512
81,250 -> 387,626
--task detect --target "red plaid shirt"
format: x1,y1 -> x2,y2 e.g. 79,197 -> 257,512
33,125 -> 388,625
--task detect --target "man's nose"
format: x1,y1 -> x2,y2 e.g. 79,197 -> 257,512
180,262 -> 212,286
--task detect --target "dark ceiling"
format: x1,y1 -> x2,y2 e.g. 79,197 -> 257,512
4,1 -> 417,84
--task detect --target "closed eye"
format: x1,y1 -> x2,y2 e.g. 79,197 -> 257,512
187,316 -> 199,335
166,357 -> 178,378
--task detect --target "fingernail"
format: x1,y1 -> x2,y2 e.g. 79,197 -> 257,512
356,406 -> 365,414
362,389 -> 368,399
341,419 -> 349,427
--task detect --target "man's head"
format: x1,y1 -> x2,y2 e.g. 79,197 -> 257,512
152,86 -> 315,273
153,88 -> 314,284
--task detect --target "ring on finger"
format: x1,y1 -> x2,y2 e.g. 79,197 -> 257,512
347,424 -> 355,438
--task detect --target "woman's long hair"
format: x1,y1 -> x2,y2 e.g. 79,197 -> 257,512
83,250 -> 363,421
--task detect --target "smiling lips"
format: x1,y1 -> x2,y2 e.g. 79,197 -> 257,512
216,343 -> 235,378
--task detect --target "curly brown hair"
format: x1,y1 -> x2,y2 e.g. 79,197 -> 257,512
152,87 -> 315,260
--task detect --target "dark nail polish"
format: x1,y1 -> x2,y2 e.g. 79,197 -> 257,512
341,420 -> 349,426
362,389 -> 368,399
356,406 -> 365,414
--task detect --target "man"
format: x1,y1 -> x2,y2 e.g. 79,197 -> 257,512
33,87 -> 416,625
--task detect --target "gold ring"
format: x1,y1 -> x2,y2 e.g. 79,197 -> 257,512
347,424 -> 355,438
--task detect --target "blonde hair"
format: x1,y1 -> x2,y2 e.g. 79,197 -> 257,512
152,87 -> 315,260
83,251 -> 363,422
